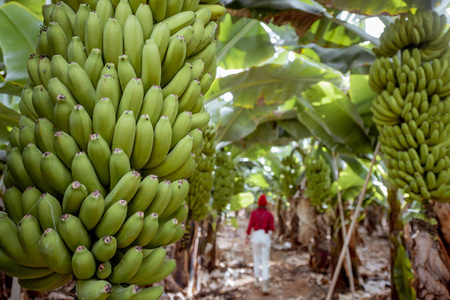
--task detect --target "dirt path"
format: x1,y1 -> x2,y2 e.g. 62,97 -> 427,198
177,215 -> 391,300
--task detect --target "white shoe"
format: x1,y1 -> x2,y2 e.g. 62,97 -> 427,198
262,280 -> 270,294
254,278 -> 261,287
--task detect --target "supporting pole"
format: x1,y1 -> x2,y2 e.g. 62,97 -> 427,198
331,151 -> 355,300
326,142 -> 380,300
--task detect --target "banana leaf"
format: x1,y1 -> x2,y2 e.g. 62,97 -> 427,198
217,14 -> 275,69
5,0 -> 45,17
316,0 -> 440,15
206,51 -> 343,108
0,2 -> 41,96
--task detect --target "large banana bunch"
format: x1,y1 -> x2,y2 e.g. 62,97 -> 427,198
304,157 -> 331,207
369,9 -> 450,201
1,0 -> 225,297
212,150 -> 235,212
280,155 -> 300,198
187,124 -> 216,221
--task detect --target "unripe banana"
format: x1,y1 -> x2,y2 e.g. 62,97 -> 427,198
127,247 -> 166,284
136,4 -> 154,40
84,48 -> 104,88
136,286 -> 164,300
164,203 -> 188,226
127,175 -> 160,217
96,0 -> 114,30
109,147 -> 131,190
6,147 -> 34,191
69,104 -> 93,151
0,248 -> 52,279
199,72 -> 214,94
37,192 -> 63,232
102,18 -> 123,67
68,62 -> 97,116
159,178 -> 189,218
47,22 -> 69,59
93,97 -> 116,146
58,214 -> 92,251
74,4 -> 90,42
39,228 -> 72,273
149,0 -> 167,22
18,272 -> 73,292
78,190 -> 105,231
145,116 -> 172,169
134,259 -> 176,285
159,152 -> 196,181
142,39 -> 162,92
72,245 -> 96,279
171,111 -> 193,148
32,85 -> 54,123
117,54 -> 137,92
140,85 -> 164,127
54,130 -> 81,169
36,29 -> 50,56
95,200 -> 128,238
161,35 -> 187,86
132,212 -> 159,247
61,181 -> 88,216
130,114 -> 154,169
21,186 -> 41,217
0,212 -> 34,266
37,56 -> 53,89
166,223 -> 186,245
85,11 -> 103,54
144,180 -> 172,216
195,7 -> 211,24
114,0 -> 133,29
4,186 -> 23,224
115,211 -> 144,248
124,15 -> 144,77
108,285 -> 140,300
112,110 -> 136,158
91,236 -> 117,262
50,54 -> 71,88
51,3 -> 74,41
72,151 -> 106,196
104,170 -> 142,209
68,36 -> 87,67
178,80 -> 201,113
40,151 -> 73,195
162,62 -> 193,98
87,133 -> 111,186
108,246 -> 143,283
27,54 -> 42,86
76,279 -> 112,300
20,84 -> 39,120
150,21 -> 171,61
191,112 -> 210,130
96,261 -> 112,280
117,78 -> 144,120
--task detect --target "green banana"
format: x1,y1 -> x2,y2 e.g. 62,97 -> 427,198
150,21 -> 171,61
91,236 -> 117,262
79,190 -> 105,230
164,203 -> 188,226
54,130 -> 81,169
36,29 -> 50,57
103,18 -> 124,67
96,262 -> 112,280
199,72 -> 214,94
146,134 -> 193,177
104,170 -> 142,210
72,151 -> 106,196
92,97 -> 116,146
136,286 -> 164,300
39,228 -> 72,273
124,15 -> 144,77
74,4 -> 90,42
178,79 -> 201,113
95,200 -> 128,238
27,54 -> 42,86
6,147 -> 34,191
136,4 -> 154,40
166,0 -> 183,18
9,127 -> 21,150
191,112 -> 210,130
62,181 -> 88,215
47,22 -> 69,59
87,133 -> 111,186
159,152 -> 196,181
161,35 -> 187,86
72,245 -> 96,279
115,211 -> 144,248
132,212 -> 159,247
20,84 -> 39,120
108,246 -> 143,283
4,186 -> 23,224
144,115 -> 172,169
18,272 -> 73,292
50,54 -> 71,88
68,62 -> 97,116
149,0 -> 167,22
133,259 -> 176,285
144,180 -> 172,217
171,111 -> 192,148
20,186 -> 41,218
85,11 -> 103,54
118,54 -> 137,92
69,104 -> 93,152
140,85 -> 164,127
0,248 -> 52,279
159,178 -> 189,218
127,247 -> 166,284
76,279 -> 112,300
84,48 -> 104,88
0,212 -> 34,266
58,214 -> 92,251
37,56 -> 52,89
114,0 -> 133,29
109,147 -> 131,190
130,114 -> 154,169
108,285 -> 140,300
164,11 -> 195,35
166,223 -> 186,245
50,3 -> 74,41
54,95 -> 75,134
32,85 -> 54,123
127,174 -> 159,217
117,77 -> 144,120
68,36 -> 87,67
19,125 -> 36,151
162,62 -> 192,98
112,110 -> 136,158
96,0 -> 114,30
40,151 -> 73,195
37,193 -> 62,231
141,39 -> 162,92
96,76 -> 121,114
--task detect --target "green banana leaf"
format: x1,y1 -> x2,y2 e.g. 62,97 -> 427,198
393,244 -> 416,300
5,0 -> 45,17
217,14 -> 275,69
297,81 -> 374,155
0,2 -> 41,96
206,51 -> 343,108
348,74 -> 378,132
230,192 -> 255,211
315,0 -> 439,15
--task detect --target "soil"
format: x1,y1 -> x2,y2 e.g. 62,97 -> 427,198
166,214 -> 391,300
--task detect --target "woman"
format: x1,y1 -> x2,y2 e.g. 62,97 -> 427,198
246,194 -> 275,294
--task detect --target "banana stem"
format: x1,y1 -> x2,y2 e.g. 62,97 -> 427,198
326,141 -> 380,300
331,151 -> 356,300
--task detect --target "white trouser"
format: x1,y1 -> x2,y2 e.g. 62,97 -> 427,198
251,229 -> 271,281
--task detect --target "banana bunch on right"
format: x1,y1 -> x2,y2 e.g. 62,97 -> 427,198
304,157 -> 331,207
187,124 -> 216,221
369,9 -> 450,202
233,167 -> 245,195
280,155 -> 300,198
1,0 -> 225,298
212,150 -> 235,212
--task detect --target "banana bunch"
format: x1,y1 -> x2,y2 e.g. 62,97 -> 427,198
187,124 -> 216,221
304,157 -> 331,207
369,9 -> 450,202
212,150 -> 235,212
280,155 -> 300,198
1,0 -> 225,297
233,167 -> 245,194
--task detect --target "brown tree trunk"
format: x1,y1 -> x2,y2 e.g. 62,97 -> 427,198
408,202 -> 450,300
276,197 -> 289,241
309,213 -> 331,273
387,183 -> 403,300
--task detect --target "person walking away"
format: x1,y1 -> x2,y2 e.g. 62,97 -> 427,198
246,194 -> 274,294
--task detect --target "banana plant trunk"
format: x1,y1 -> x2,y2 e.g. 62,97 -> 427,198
408,202 -> 450,299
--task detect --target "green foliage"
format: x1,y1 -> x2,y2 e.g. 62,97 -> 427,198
393,244 -> 416,300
